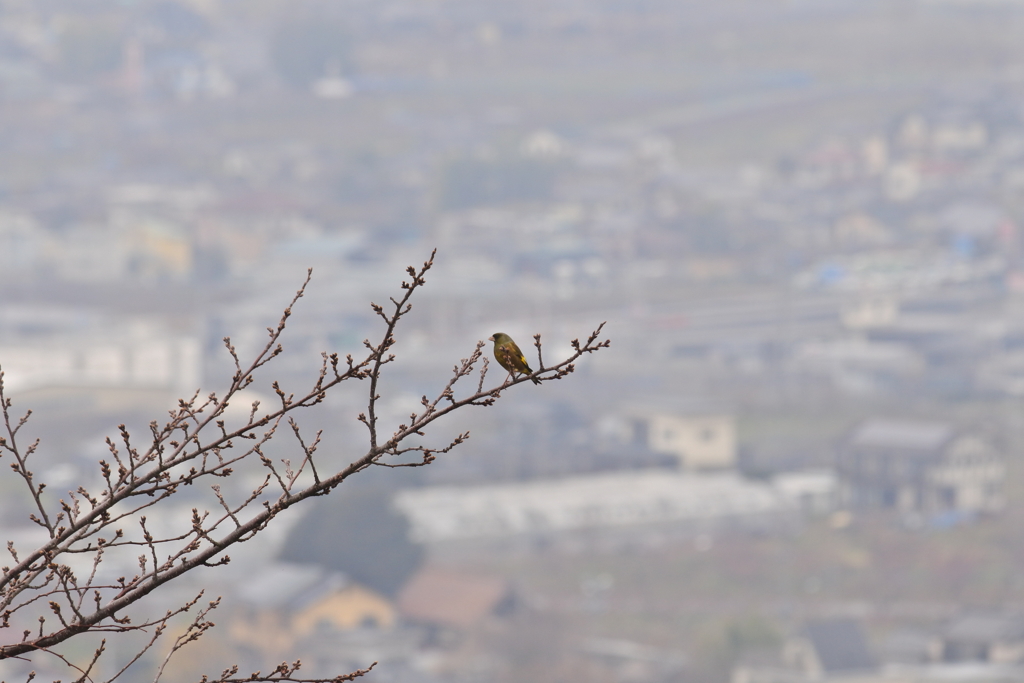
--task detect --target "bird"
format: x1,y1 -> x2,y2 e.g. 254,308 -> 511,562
489,332 -> 541,385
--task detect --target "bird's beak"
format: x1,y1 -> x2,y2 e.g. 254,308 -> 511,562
488,335 -> 495,341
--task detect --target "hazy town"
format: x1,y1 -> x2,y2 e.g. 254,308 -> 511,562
3,1 -> 1024,682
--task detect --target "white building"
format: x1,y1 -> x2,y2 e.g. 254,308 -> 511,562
0,326 -> 201,396
393,470 -> 795,545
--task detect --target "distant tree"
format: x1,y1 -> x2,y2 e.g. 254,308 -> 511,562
278,485 -> 423,598
0,251 -> 609,682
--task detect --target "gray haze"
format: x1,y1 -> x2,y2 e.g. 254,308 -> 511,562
2,1 -> 1024,682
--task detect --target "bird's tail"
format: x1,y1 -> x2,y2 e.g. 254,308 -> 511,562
530,375 -> 541,385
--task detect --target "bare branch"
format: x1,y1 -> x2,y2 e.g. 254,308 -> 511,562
204,661 -> 376,683
0,253 -> 609,683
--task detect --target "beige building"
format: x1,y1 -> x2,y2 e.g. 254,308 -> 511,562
226,564 -> 397,657
645,413 -> 737,470
290,583 -> 396,634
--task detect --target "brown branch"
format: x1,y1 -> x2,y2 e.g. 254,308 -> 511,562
204,661 -> 376,683
0,253 -> 610,683
152,597 -> 221,683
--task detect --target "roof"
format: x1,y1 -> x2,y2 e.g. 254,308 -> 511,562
235,562 -> 347,611
397,569 -> 509,628
945,614 -> 1024,644
850,419 -> 954,451
803,619 -> 876,673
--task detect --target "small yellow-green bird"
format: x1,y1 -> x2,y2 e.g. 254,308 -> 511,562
489,332 -> 541,385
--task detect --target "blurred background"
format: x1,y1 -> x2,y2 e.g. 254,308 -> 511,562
2,0 -> 1024,681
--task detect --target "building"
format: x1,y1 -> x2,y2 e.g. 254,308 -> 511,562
785,620 -> 877,678
733,619 -> 878,683
941,614 -> 1024,664
733,617 -> 1024,683
771,470 -> 840,515
392,470 -> 795,548
0,332 -> 202,396
643,413 -> 737,470
837,419 -> 1004,515
168,562 -> 426,683
228,563 -> 397,655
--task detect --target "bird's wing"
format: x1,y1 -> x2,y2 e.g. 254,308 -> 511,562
508,342 -> 532,373
496,344 -> 517,372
